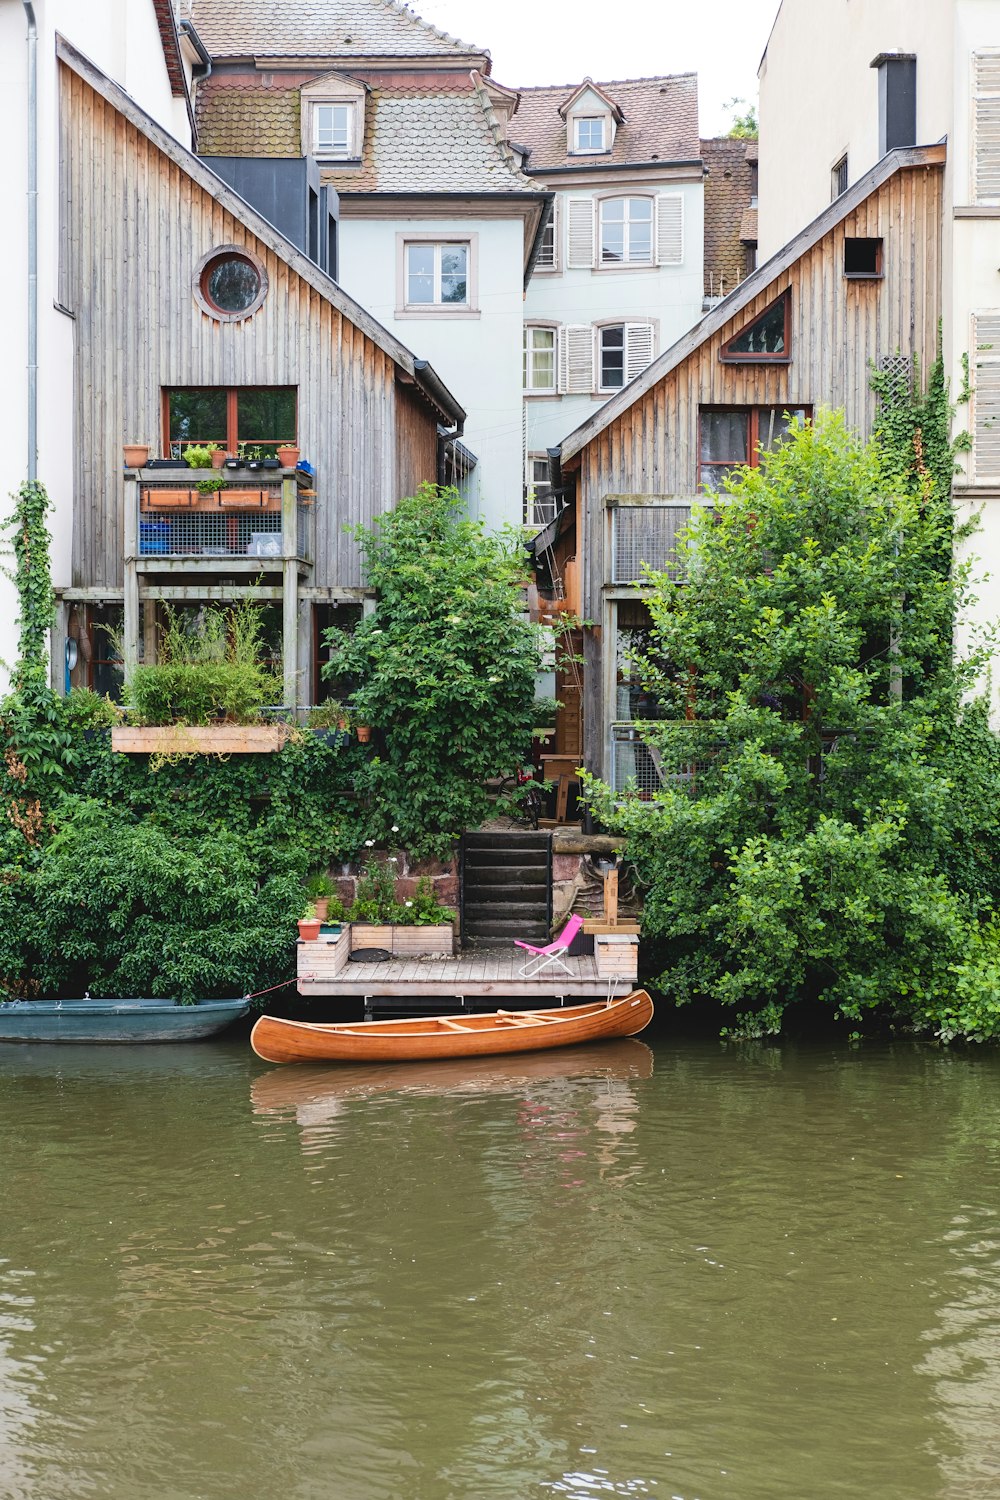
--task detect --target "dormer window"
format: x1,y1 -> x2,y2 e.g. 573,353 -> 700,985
560,80 -> 622,156
574,116 -> 606,153
314,104 -> 352,158
300,73 -> 365,162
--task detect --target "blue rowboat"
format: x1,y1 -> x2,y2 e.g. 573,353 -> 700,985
0,997 -> 250,1044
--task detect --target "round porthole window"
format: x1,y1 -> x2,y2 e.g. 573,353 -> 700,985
193,246 -> 268,322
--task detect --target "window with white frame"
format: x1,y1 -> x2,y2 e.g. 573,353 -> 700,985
314,103 -> 354,158
524,326 -> 557,392
598,323 -> 655,390
574,116 -> 606,153
405,242 -> 469,307
525,456 -> 556,526
600,197 -> 654,265
535,202 -> 558,270
567,195 -> 682,270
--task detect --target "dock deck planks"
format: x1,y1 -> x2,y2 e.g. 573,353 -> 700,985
298,946 -> 608,999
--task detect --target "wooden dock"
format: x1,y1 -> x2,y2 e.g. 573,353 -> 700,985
297,927 -> 635,1012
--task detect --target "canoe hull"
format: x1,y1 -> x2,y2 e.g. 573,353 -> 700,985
251,991 -> 654,1065
0,998 -> 250,1044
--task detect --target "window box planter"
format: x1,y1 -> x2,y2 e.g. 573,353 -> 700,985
111,724 -> 293,755
349,923 -> 455,958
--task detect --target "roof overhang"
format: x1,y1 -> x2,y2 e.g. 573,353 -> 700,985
559,141 -> 947,465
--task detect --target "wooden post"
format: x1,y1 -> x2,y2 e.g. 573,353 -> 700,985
123,475 -> 139,676
604,867 -> 619,925
281,477 -> 299,709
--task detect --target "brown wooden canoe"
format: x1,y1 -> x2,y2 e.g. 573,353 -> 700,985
250,990 -> 654,1065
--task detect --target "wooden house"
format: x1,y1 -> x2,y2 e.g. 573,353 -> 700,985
55,37 -> 463,707
534,144 -> 945,795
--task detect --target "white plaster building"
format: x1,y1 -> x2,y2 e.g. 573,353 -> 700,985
510,75 -> 706,524
0,0 -> 201,689
757,0 -> 1000,699
189,0 -> 549,533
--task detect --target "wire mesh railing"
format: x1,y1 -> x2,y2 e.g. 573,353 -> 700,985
137,485 -> 311,561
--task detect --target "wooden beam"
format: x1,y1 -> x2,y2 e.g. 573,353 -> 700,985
139,585 -> 284,602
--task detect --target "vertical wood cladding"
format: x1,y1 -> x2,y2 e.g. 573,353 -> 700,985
60,65 -> 439,591
568,159 -> 944,769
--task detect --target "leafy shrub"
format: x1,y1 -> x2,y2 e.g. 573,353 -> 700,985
123,598 -> 282,725
323,485 -> 541,858
583,404 -> 1000,1040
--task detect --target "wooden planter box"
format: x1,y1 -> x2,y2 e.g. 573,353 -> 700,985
112,724 -> 292,755
350,923 -> 455,957
594,934 -> 639,981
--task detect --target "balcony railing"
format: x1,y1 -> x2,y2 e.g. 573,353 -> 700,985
133,475 -> 311,564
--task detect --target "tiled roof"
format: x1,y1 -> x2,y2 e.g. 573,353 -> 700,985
187,0 -> 487,60
196,76 -> 301,155
740,206 -> 758,243
510,74 -> 699,170
322,80 -> 542,193
701,136 -> 757,299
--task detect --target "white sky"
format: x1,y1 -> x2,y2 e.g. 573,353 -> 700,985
412,0 -> 781,137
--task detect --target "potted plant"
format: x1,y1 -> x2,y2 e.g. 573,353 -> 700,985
347,852 -> 455,956
184,444 -> 215,470
298,903 -> 322,941
356,722 -> 372,744
123,443 -> 150,468
196,474 -> 226,497
277,443 -> 300,468
210,446 -> 228,469
304,873 -> 337,923
306,700 -> 351,746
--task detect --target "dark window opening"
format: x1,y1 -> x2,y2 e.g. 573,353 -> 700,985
68,604 -> 125,700
721,293 -> 789,362
164,387 -> 296,459
313,602 -> 364,705
832,155 -> 849,199
844,237 -> 883,277
699,406 -> 811,494
600,325 -> 626,388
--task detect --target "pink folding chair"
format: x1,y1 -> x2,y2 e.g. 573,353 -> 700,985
515,913 -> 584,978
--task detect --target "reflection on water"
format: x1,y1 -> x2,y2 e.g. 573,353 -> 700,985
2,1037 -> 1000,1498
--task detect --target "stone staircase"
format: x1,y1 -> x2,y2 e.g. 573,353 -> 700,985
460,831 -> 552,949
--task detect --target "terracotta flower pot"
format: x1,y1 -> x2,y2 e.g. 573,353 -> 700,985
297,918 -> 322,941
211,449 -> 228,469
277,445 -> 300,468
123,444 -> 150,468
356,724 -> 372,744
313,898 -> 329,922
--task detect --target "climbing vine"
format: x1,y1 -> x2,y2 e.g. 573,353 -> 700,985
3,480 -> 55,700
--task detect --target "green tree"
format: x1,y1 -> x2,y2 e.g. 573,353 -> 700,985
583,406 -> 1000,1040
725,97 -> 758,139
323,485 -> 541,858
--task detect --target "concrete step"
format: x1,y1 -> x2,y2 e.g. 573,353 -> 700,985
463,832 -> 552,852
463,849 -> 550,870
463,920 -> 550,942
463,865 -> 548,888
463,902 -> 548,925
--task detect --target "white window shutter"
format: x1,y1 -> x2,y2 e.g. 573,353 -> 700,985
549,197 -> 560,270
559,324 -> 595,394
974,313 -> 1000,479
566,198 -> 596,268
655,194 -> 684,265
624,323 -> 655,382
975,53 -> 1000,203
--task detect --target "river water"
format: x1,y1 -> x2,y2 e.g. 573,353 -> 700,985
1,1027 -> 1000,1499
